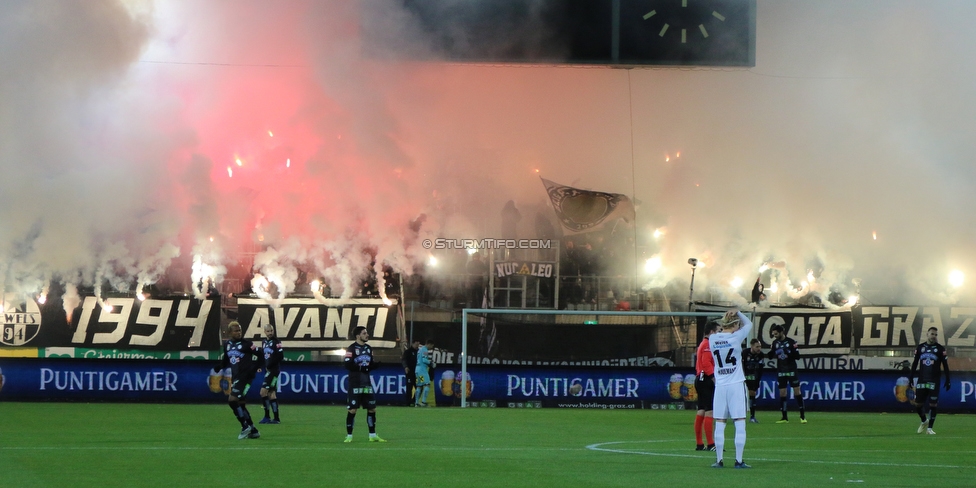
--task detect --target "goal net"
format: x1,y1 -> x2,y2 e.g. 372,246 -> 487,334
450,309 -> 724,407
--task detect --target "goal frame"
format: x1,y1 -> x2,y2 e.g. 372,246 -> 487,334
458,309 -> 727,407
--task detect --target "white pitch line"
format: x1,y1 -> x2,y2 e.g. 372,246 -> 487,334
585,440 -> 976,469
0,446 -> 582,452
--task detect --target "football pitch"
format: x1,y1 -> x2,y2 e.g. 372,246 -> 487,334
1,402 -> 974,487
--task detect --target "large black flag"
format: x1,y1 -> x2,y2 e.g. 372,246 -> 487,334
541,177 -> 636,234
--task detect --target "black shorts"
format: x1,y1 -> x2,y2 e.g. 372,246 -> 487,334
745,378 -> 761,392
915,384 -> 939,405
777,372 -> 800,389
347,385 -> 377,410
261,371 -> 280,391
231,373 -> 256,398
695,375 -> 715,411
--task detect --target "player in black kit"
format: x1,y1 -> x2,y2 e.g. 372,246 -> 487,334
259,324 -> 284,424
743,339 -> 765,423
768,324 -> 807,423
908,327 -> 951,435
343,326 -> 386,443
214,321 -> 264,439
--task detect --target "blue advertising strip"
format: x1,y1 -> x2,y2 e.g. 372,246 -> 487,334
0,358 -> 406,404
2,359 -> 976,413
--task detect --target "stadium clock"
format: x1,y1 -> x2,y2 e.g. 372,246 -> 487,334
638,0 -> 728,45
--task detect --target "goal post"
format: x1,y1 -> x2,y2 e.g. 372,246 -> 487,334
458,309 -> 727,408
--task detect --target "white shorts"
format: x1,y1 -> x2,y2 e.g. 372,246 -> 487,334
712,383 -> 748,420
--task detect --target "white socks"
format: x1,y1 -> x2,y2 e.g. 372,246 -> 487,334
714,420 -> 726,462
734,419 -> 747,463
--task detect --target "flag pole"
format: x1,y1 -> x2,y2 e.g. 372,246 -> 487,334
627,69 -> 639,300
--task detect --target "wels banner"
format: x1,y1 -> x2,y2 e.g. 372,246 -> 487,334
853,306 -> 976,348
236,298 -> 400,348
1,295 -> 220,350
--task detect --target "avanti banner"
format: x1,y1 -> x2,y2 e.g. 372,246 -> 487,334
235,297 -> 401,349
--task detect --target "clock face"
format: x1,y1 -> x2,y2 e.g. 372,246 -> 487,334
619,0 -> 756,66
641,0 -> 727,45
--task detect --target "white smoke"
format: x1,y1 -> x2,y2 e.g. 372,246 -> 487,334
1,0 -> 975,317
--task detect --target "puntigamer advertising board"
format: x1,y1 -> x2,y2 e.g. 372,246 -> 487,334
2,358 -> 976,412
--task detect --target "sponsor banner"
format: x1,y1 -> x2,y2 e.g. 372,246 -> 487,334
0,347 -> 39,358
434,349 -> 674,368
34,348 -> 343,363
0,358 -> 406,404
494,261 -> 556,279
1,294 -> 220,350
40,347 -> 219,360
544,399 -> 643,410
853,306 -> 976,348
1,359 -> 976,412
236,298 -> 399,349
795,355 -> 913,371
428,366 -> 976,412
694,304 -> 852,354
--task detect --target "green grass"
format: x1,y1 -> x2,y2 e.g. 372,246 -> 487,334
1,402 -> 974,487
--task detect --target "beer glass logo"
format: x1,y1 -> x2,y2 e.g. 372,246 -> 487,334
668,373 -> 684,400
1,294 -> 43,346
682,373 -> 698,402
440,370 -> 474,398
894,376 -> 914,403
440,370 -> 455,396
208,368 -> 232,395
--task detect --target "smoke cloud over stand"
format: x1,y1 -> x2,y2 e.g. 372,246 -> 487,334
1,1 -> 974,313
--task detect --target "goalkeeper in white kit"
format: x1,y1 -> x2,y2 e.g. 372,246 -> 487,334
708,309 -> 753,469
